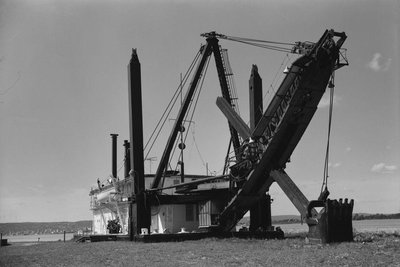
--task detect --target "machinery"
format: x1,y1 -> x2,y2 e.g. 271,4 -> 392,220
93,29 -> 353,243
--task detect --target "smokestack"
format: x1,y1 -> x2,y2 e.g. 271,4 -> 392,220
111,134 -> 118,178
123,140 -> 130,178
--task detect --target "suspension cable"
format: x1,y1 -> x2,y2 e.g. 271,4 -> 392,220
226,38 -> 293,53
213,33 -> 296,52
223,35 -> 295,46
321,72 -> 335,193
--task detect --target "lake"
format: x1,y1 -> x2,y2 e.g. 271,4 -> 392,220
276,218 -> 400,234
3,233 -> 75,243
3,219 -> 399,243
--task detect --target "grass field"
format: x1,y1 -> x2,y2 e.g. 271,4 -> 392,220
1,232 -> 399,266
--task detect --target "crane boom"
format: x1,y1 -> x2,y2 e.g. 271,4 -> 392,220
151,34 -> 242,189
217,30 -> 347,231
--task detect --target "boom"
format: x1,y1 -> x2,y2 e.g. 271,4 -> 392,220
218,29 -> 347,230
151,33 -> 241,189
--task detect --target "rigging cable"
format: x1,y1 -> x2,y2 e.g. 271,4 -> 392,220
144,49 -> 201,160
169,51 -> 212,171
193,134 -> 206,167
221,35 -> 295,53
223,35 -> 295,46
321,72 -> 335,194
144,49 -> 200,154
263,53 -> 292,104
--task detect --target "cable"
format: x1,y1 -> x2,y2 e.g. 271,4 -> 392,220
224,35 -> 295,46
144,49 -> 202,160
224,38 -> 293,53
192,129 -> 206,167
321,72 -> 335,193
169,53 -> 211,170
144,49 -> 201,152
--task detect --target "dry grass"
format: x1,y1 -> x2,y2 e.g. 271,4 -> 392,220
1,233 -> 399,266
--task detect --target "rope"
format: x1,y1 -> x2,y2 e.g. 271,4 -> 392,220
321,72 -> 335,193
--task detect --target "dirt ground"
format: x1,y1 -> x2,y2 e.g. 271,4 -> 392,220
1,233 -> 399,266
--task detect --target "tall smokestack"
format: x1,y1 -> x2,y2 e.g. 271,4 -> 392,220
111,134 -> 118,178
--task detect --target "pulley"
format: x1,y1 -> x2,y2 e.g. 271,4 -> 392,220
178,143 -> 186,150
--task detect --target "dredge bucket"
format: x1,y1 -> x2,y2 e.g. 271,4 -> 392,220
306,198 -> 354,243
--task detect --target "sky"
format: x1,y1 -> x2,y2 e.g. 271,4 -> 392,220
0,0 -> 399,223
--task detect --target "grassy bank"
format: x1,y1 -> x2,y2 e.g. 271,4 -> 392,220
1,232 -> 399,266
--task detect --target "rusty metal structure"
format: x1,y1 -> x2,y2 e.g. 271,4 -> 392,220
90,29 -> 353,243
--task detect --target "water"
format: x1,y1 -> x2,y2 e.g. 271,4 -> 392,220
276,218 -> 400,234
2,219 -> 399,242
3,233 -> 75,243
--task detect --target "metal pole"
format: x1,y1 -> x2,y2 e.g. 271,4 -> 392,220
179,73 -> 185,183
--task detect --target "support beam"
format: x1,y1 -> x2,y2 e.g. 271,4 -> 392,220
249,194 -> 271,231
249,65 -> 263,131
248,64 -> 271,230
216,97 -> 251,139
128,49 -> 145,194
270,169 -> 311,217
128,48 -> 150,236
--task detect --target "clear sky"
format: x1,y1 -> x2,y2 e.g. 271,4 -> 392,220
0,0 -> 398,222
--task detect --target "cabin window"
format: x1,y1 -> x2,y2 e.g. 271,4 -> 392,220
186,204 -> 194,221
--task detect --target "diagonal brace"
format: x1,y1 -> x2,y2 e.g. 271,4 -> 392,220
216,96 -> 251,140
270,169 -> 315,218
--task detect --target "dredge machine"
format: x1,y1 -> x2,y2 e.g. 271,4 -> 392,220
91,29 -> 353,243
